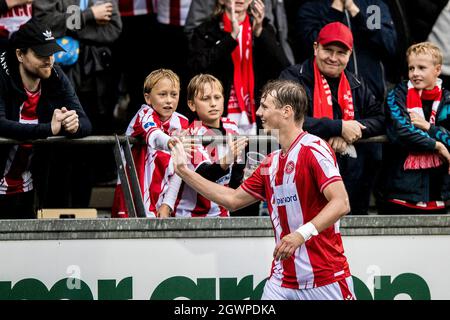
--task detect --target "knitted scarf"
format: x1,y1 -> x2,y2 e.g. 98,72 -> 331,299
313,59 -> 354,120
404,79 -> 443,170
223,13 -> 256,134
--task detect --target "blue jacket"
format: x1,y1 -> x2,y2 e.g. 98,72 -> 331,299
296,0 -> 397,101
382,81 -> 450,202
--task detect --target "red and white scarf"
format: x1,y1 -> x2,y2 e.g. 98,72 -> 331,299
404,79 -> 443,170
313,59 -> 354,120
223,13 -> 256,135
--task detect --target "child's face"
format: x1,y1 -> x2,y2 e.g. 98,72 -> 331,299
144,78 -> 180,122
408,53 -> 441,90
188,82 -> 224,127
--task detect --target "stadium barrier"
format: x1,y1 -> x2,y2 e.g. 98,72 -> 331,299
0,134 -> 388,218
0,216 -> 448,300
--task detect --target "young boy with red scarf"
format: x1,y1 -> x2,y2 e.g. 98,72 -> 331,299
378,42 -> 450,214
280,22 -> 384,215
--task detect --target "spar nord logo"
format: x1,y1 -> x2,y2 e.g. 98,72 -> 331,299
276,194 -> 298,206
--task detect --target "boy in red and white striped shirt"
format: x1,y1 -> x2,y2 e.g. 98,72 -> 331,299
163,74 -> 247,217
171,79 -> 355,300
112,69 -> 189,218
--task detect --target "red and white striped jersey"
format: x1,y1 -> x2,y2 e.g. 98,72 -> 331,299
241,132 -> 351,289
118,0 -> 153,16
155,0 -> 191,26
0,88 -> 40,195
174,118 -> 239,217
0,4 -> 32,38
112,104 -> 189,218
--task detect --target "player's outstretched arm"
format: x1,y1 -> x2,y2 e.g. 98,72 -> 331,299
274,180 -> 350,261
171,138 -> 258,211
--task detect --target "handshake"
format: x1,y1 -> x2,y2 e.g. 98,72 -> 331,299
51,107 -> 79,135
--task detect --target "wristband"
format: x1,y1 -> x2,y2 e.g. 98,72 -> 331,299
295,222 -> 318,242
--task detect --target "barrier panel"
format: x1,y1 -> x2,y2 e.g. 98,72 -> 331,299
0,216 -> 448,300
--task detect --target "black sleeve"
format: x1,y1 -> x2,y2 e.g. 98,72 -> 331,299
195,162 -> 230,181
303,116 -> 343,139
0,75 -> 53,140
356,78 -> 386,138
52,65 -> 92,138
0,0 -> 8,14
228,163 -> 244,189
187,20 -> 238,74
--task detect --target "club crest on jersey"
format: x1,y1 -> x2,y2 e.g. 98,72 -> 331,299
285,160 -> 295,174
144,121 -> 156,129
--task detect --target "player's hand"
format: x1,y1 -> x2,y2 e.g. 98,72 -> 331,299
157,204 -> 172,218
170,137 -> 190,175
60,107 -> 79,134
250,0 -> 264,37
435,141 -> 450,174
273,232 -> 305,261
341,120 -> 366,144
328,136 -> 348,154
409,111 -> 431,131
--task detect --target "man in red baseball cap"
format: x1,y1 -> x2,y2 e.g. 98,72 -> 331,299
279,21 -> 384,216
314,21 -> 353,78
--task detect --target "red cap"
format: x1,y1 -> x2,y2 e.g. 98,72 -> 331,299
316,22 -> 353,50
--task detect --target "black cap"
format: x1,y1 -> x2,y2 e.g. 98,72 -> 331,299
9,19 -> 65,57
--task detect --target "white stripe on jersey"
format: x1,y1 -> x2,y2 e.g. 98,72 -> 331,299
156,0 -> 191,26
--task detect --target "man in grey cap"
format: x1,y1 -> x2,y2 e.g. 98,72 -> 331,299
0,19 -> 92,219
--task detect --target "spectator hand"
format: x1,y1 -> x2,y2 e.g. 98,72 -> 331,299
341,120 -> 366,144
6,0 -> 32,8
157,204 -> 172,218
220,135 -> 248,170
51,109 -> 64,135
409,111 -> 431,131
273,232 -> 305,261
343,0 -> 360,16
91,1 -> 113,25
168,130 -> 200,154
331,0 -> 345,11
60,107 -> 79,134
328,136 -> 348,154
250,0 -> 264,37
435,141 -> 450,174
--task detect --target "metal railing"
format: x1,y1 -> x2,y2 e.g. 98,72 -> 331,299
0,134 -> 389,218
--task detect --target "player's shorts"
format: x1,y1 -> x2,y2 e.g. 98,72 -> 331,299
261,276 -> 356,300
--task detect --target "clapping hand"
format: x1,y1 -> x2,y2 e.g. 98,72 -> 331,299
249,0 -> 265,37
91,1 -> 113,25
220,135 -> 248,170
409,111 -> 431,131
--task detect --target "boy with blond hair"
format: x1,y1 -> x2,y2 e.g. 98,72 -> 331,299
112,69 -> 189,218
379,42 -> 450,214
162,74 -> 247,217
